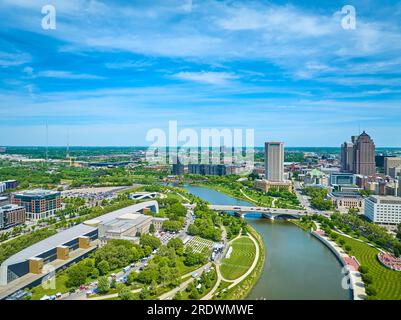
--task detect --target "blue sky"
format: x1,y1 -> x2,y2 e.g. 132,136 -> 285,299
0,0 -> 401,147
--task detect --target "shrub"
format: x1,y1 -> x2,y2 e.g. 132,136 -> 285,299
365,285 -> 377,297
358,265 -> 369,274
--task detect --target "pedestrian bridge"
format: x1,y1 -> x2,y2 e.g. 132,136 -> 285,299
207,205 -> 331,220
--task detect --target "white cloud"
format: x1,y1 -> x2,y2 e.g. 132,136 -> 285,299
171,71 -> 238,85
0,51 -> 30,67
105,60 -> 154,70
38,70 -> 105,80
1,0 -> 401,82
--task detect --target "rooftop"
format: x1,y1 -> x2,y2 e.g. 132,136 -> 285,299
368,195 -> 401,204
329,192 -> 363,199
13,189 -> 60,197
0,204 -> 24,211
1,201 -> 158,268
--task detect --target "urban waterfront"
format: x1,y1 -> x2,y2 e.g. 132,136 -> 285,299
184,185 -> 351,300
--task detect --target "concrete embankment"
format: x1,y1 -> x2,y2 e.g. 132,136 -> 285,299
311,231 -> 366,300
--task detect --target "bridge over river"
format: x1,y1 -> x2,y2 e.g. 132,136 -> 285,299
207,205 -> 332,220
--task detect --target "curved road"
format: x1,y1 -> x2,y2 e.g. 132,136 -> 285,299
201,232 -> 260,300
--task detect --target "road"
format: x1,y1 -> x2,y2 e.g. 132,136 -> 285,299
201,232 -> 260,300
293,181 -> 314,211
158,263 -> 212,300
64,204 -> 195,300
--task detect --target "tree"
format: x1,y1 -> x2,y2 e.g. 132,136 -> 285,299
189,287 -> 200,299
110,278 -> 117,289
136,268 -> 159,284
358,265 -> 369,274
397,223 -> 401,241
66,263 -> 90,288
140,234 -> 161,250
167,202 -> 187,217
184,248 -> 207,266
149,224 -> 156,234
162,220 -> 182,232
97,276 -> 110,294
365,285 -> 377,297
361,273 -> 373,285
167,238 -> 184,256
117,284 -> 134,300
91,268 -> 100,279
97,260 -> 110,276
173,291 -> 182,300
139,287 -> 151,300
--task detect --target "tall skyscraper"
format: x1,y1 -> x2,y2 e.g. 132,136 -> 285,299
265,142 -> 284,182
341,141 -> 354,172
353,131 -> 376,176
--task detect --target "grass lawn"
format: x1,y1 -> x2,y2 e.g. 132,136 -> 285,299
336,234 -> 401,300
220,237 -> 256,281
30,273 -> 69,300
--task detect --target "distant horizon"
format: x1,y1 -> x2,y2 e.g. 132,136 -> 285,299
1,1 -> 401,146
2,145 -> 401,149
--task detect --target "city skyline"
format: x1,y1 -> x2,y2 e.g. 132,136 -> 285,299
1,1 -> 401,146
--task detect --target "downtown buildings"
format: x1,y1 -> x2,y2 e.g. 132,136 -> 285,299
265,142 -> 285,182
0,180 -> 19,193
364,195 -> 401,225
11,189 -> 61,221
0,204 -> 26,230
255,141 -> 292,192
341,131 -> 376,176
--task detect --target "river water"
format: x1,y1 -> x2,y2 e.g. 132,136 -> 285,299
183,185 -> 351,300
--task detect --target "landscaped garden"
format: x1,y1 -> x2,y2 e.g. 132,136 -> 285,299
220,236 -> 256,280
333,234 -> 401,300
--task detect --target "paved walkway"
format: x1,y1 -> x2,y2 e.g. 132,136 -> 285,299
201,233 -> 260,300
313,224 -> 366,300
239,189 -> 258,204
158,263 -> 212,300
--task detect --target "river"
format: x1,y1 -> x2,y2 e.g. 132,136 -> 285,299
183,185 -> 351,300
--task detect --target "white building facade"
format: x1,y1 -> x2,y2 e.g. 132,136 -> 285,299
364,195 -> 401,225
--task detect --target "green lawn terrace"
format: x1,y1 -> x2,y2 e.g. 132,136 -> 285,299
334,234 -> 401,300
220,237 -> 256,281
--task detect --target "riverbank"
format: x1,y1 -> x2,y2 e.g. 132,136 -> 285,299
311,230 -> 366,300
212,225 -> 265,300
184,184 -> 351,300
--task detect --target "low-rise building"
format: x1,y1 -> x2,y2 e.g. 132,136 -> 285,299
254,179 -> 292,193
0,182 -> 6,193
11,189 -> 61,221
0,196 -> 9,206
384,157 -> 401,175
152,217 -> 168,230
0,201 -> 159,287
188,164 -> 227,176
129,192 -> 159,200
0,204 -> 26,230
328,192 -> 364,213
388,167 -> 401,179
330,172 -> 356,186
98,213 -> 167,241
304,169 -> 328,186
172,161 -> 185,175
364,195 -> 401,225
0,180 -> 19,192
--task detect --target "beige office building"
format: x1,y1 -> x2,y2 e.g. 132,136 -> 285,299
265,142 -> 284,182
384,157 -> 401,176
